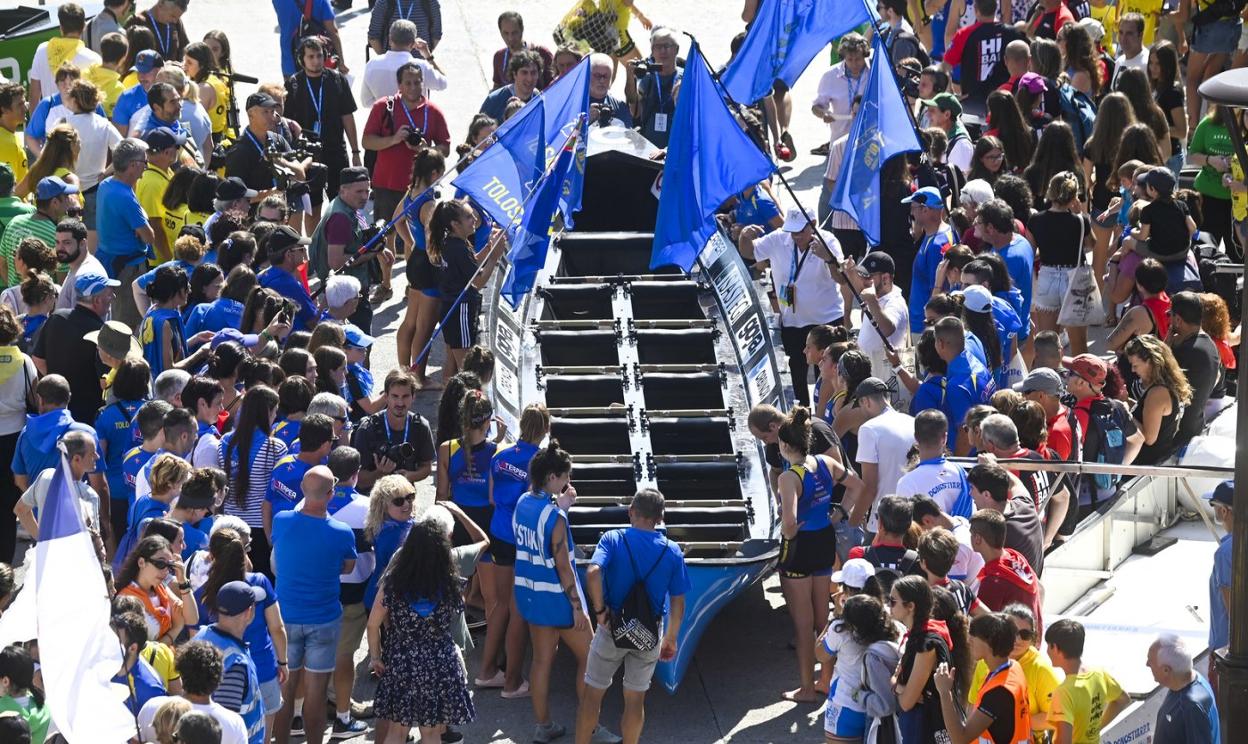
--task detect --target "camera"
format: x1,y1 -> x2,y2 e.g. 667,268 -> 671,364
899,61 -> 923,99
405,129 -> 427,148
377,441 -> 415,464
361,220 -> 386,250
629,59 -> 663,75
593,103 -> 613,128
290,134 -> 323,160
208,143 -> 228,171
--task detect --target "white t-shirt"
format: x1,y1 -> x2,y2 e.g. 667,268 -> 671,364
192,431 -> 222,469
20,467 -> 101,537
29,40 -> 101,96
813,61 -> 870,144
63,112 -> 122,190
752,228 -> 845,326
360,51 -> 448,107
137,696 -> 248,744
896,459 -> 968,515
948,134 -> 974,174
856,407 -> 916,532
1,281 -> 59,316
1114,48 -> 1149,86
856,285 -> 909,356
58,252 -> 108,312
948,515 -> 985,584
822,623 -> 869,711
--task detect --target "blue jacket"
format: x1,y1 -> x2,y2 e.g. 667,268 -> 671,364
12,409 -> 95,480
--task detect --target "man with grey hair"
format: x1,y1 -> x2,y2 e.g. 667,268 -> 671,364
154,368 -> 191,407
977,413 -> 1052,512
16,429 -> 102,540
324,274 -> 361,321
96,137 -> 156,328
360,19 -> 447,107
588,53 -> 632,128
1147,634 -> 1220,744
308,392 -> 351,441
626,28 -> 683,148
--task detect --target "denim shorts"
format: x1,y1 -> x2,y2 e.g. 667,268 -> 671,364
260,677 -> 283,713
583,625 -> 662,693
286,619 -> 342,674
1194,18 -> 1242,55
1033,264 -> 1074,313
81,188 -> 98,230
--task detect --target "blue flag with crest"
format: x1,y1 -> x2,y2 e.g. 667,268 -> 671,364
501,139 -> 578,308
650,43 -> 775,272
830,32 -> 921,245
723,0 -> 873,104
452,98 -> 547,230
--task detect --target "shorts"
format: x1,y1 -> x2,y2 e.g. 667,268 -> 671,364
1032,264 -> 1074,313
613,29 -> 636,57
371,187 -> 405,229
81,187 -> 99,230
286,619 -> 342,674
335,602 -> 368,659
260,677 -> 283,713
405,248 -> 439,292
453,503 -> 493,559
824,699 -> 868,737
490,535 -> 517,567
772,78 -> 790,95
778,524 -> 837,579
441,299 -> 481,350
834,520 -> 864,565
1193,18 -> 1242,55
584,624 -> 662,693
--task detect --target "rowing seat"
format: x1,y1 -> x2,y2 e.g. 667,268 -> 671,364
647,416 -> 733,455
641,372 -> 724,410
635,329 -> 717,364
550,417 -> 632,455
545,375 -> 626,408
539,330 -> 619,367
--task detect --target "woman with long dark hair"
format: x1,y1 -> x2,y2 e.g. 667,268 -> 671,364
396,149 -> 449,383
116,535 -> 198,646
961,293 -> 1006,388
967,136 -> 1009,185
435,372 -> 483,446
1114,66 -> 1173,162
183,263 -> 224,323
1149,41 -> 1187,176
436,390 -> 498,548
218,385 -> 286,575
195,527 -> 288,735
1058,22 -> 1104,97
891,576 -> 969,744
815,595 -> 900,743
984,91 -> 1033,172
1023,121 -> 1085,208
428,199 -> 506,379
0,644 -> 48,742
1084,92 -> 1138,289
830,349 -> 873,466
1124,335 -> 1193,464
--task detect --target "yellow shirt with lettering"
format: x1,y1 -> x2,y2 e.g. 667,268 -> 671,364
136,164 -> 172,264
1050,667 -> 1123,744
1117,0 -> 1164,45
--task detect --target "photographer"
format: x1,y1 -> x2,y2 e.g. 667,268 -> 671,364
258,224 -> 319,331
351,369 -> 435,490
309,167 -> 393,333
589,53 -> 632,128
284,36 -> 360,234
223,92 -> 311,200
626,28 -> 684,149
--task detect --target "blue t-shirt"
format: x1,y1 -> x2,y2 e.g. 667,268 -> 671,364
258,266 -> 318,330
115,657 -> 166,715
271,418 -> 302,450
95,399 -> 145,503
182,520 -> 209,559
266,455 -> 312,516
121,446 -> 158,506
137,259 -> 199,291
490,440 -> 539,542
943,350 -> 996,442
184,297 -> 244,338
27,93 -> 106,141
909,226 -> 957,332
273,0 -> 335,76
734,186 -> 781,228
993,234 -> 1034,320
1210,533 -> 1232,649
271,509 -> 356,624
96,177 -> 150,267
447,438 -> 496,509
112,84 -> 149,129
910,374 -> 946,417
365,517 -> 412,610
591,527 -> 689,617
193,572 -> 280,682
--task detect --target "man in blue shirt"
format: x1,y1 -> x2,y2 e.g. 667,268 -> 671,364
974,198 -> 1034,327
272,0 -> 348,78
934,316 -> 995,454
589,53 -> 633,127
112,611 -> 167,715
112,50 -> 164,136
258,225 -> 319,331
96,138 -> 156,329
1208,481 -> 1233,653
904,186 -> 957,334
577,488 -> 689,744
1147,634 -> 1220,744
265,414 -> 336,535
480,49 -> 542,122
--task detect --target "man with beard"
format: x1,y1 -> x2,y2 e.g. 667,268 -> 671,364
55,217 -> 108,311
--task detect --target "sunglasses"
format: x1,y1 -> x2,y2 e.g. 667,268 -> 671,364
147,558 -> 174,571
1017,628 -> 1036,641
391,493 -> 416,507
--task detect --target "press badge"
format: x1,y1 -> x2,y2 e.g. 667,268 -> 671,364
654,113 -> 668,133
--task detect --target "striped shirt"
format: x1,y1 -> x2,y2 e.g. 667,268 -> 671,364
0,212 -> 58,289
368,0 -> 442,50
219,433 -> 288,528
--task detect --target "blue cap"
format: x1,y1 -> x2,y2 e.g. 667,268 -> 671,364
211,328 -> 261,349
216,580 -> 265,616
36,176 -> 79,200
901,186 -> 944,208
133,49 -> 164,73
74,272 -> 120,297
343,323 -> 374,348
1206,480 -> 1233,507
143,126 -> 187,151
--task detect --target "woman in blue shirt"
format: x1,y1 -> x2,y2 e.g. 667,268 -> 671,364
184,264 -> 255,339
394,149 -> 446,386
140,265 -> 194,378
363,475 -> 424,613
477,403 -> 549,695
95,357 -> 151,542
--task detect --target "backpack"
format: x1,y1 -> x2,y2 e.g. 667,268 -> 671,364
291,0 -> 338,68
1076,396 -> 1129,494
864,547 -> 919,596
609,535 -> 668,651
1058,84 -> 1097,155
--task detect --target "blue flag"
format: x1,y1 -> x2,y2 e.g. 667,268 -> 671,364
452,98 -> 547,230
830,32 -> 921,245
651,44 -> 775,273
723,0 -> 873,104
501,140 -> 577,307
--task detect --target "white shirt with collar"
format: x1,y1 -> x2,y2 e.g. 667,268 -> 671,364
360,50 -> 448,108
752,227 -> 846,326
813,61 -> 870,144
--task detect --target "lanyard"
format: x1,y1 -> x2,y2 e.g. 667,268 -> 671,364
305,74 -> 324,128
652,72 -> 671,110
846,69 -> 864,104
396,0 -> 414,20
383,413 -> 411,446
985,661 -> 1012,684
153,21 -> 174,57
501,41 -> 525,74
399,100 -> 429,134
789,237 -> 813,286
244,129 -> 266,157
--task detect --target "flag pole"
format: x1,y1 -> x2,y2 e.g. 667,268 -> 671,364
410,115 -> 587,370
692,33 -> 900,356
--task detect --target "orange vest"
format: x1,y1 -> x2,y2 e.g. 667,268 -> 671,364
118,581 -> 181,641
977,660 -> 1032,744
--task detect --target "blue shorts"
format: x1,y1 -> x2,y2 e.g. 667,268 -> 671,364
824,698 -> 868,737
286,620 -> 341,674
1194,19 -> 1242,55
260,677 -> 283,713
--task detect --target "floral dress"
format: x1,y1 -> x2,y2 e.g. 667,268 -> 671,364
374,584 -> 475,728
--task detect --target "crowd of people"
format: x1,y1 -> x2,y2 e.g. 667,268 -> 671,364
0,0 -> 1238,742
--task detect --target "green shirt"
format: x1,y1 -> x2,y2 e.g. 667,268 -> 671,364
1190,116 -> 1234,201
0,196 -> 35,260
0,694 -> 51,744
0,211 -> 58,289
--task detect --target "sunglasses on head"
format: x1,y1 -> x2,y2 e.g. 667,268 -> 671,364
391,493 -> 416,507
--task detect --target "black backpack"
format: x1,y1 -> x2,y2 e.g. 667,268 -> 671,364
864,547 -> 919,596
609,535 -> 667,651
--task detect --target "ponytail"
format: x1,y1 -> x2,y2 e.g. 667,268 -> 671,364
528,438 -> 573,492
426,200 -> 471,265
457,390 -> 494,479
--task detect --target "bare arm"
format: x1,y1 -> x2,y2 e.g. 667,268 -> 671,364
1107,307 -> 1149,351
342,113 -> 360,165
550,517 -> 591,631
135,222 -> 156,245
897,648 -> 936,711
778,470 -> 801,539
1138,386 -> 1170,445
851,462 -> 878,528
14,500 -> 37,539
1101,691 -> 1132,730
435,441 -> 450,501
265,601 -> 289,683
1122,428 -> 1145,466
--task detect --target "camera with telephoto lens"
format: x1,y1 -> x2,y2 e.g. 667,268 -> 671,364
376,441 -> 415,464
899,61 -> 923,99
289,135 -> 323,160
629,59 -> 663,75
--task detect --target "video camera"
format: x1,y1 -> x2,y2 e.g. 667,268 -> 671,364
360,220 -> 386,249
629,59 -> 664,76
289,134 -> 324,160
899,61 -> 923,99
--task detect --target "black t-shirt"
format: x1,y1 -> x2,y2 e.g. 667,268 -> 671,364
436,236 -> 481,307
32,305 -> 106,425
977,684 -> 1020,744
1028,209 -> 1091,267
764,418 -> 841,469
284,69 -> 358,156
961,23 -> 1027,102
224,128 -> 292,191
1157,86 -> 1185,155
1173,331 -> 1222,442
351,410 -> 436,474
1140,198 -> 1191,259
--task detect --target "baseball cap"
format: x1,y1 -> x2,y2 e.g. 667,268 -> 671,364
143,126 -> 187,151
1017,72 -> 1048,95
920,91 -> 963,117
267,225 -> 311,255
853,377 -> 890,398
1206,480 -> 1233,507
781,206 -> 814,233
960,179 -> 995,207
901,186 -> 944,209
1077,16 -> 1106,42
35,176 -> 79,200
216,580 -> 265,616
0,163 -> 14,196
1063,353 -> 1108,387
132,49 -> 164,73
83,319 -> 142,360
246,92 -> 279,110
179,224 -> 207,244
344,323 -> 375,349
1143,167 -> 1177,197
858,250 -> 896,276
957,284 -> 993,314
340,166 -> 370,186
215,176 -> 258,201
211,328 -> 262,349
1013,367 -> 1064,396
75,272 -> 120,298
831,558 -> 876,589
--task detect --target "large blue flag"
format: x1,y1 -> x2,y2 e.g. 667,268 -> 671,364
723,0 -> 873,104
501,138 -> 578,308
650,44 -> 775,272
452,98 -> 547,230
830,32 -> 921,245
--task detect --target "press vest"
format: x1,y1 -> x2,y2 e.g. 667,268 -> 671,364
308,196 -> 366,284
513,491 -> 577,628
976,659 -> 1031,744
196,624 -> 265,744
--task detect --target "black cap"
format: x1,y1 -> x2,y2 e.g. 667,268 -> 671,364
215,176 -> 258,201
267,224 -> 311,256
245,92 -> 279,110
179,224 -> 207,244
853,377 -> 890,398
858,250 -> 896,276
340,166 -> 370,186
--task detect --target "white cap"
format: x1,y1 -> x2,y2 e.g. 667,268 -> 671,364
781,206 -> 814,232
325,274 -> 362,310
958,284 -> 994,314
960,179 -> 995,207
831,558 -> 876,589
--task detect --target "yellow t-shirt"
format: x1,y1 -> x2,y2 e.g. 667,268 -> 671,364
136,164 -> 172,264
141,640 -> 180,688
968,646 -> 1063,743
0,128 -> 28,185
1050,668 -> 1124,744
206,74 -> 231,137
1232,157 -> 1247,222
85,65 -> 126,117
1117,0 -> 1164,46
121,70 -> 138,89
163,202 -> 190,249
1089,2 -> 1118,55
187,209 -> 211,228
